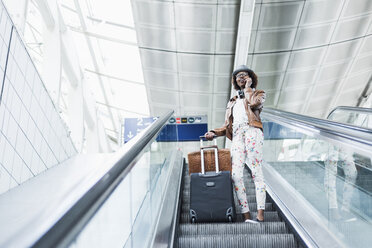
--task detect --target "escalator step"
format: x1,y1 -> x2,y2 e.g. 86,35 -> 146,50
177,234 -> 297,248
179,222 -> 288,235
182,203 -> 274,213
183,177 -> 254,185
180,211 -> 280,223
182,194 -> 258,204
183,184 -> 256,190
183,188 -> 257,195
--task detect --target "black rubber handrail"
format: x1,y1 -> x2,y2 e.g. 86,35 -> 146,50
27,110 -> 174,248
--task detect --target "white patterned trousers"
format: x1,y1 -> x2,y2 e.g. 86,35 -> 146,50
231,124 -> 266,213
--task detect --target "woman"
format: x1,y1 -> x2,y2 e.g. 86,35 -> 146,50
205,65 -> 266,223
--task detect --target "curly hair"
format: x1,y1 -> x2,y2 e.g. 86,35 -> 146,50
231,69 -> 258,90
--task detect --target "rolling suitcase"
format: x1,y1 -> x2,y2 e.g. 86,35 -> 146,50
189,136 -> 236,223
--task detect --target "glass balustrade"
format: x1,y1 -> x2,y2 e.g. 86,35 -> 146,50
69,123 -> 179,248
262,120 -> 372,248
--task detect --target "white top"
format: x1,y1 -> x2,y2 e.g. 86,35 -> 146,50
233,97 -> 248,127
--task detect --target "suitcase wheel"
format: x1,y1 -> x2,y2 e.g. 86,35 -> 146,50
190,209 -> 197,224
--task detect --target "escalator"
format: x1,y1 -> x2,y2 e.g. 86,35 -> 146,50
174,107 -> 372,248
2,108 -> 372,248
176,165 -> 299,248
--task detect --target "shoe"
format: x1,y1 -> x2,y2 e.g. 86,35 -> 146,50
256,218 -> 264,223
244,219 -> 259,224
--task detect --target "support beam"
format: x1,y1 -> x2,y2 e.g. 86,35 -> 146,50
233,0 -> 256,70
226,0 -> 256,148
39,0 -> 61,105
68,77 -> 84,151
73,0 -> 120,135
34,0 -> 55,29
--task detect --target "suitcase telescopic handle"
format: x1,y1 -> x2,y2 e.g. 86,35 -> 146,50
199,135 -> 217,147
199,135 -> 219,174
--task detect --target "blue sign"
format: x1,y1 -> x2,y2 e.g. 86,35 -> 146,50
123,116 -> 208,143
177,124 -> 207,141
124,117 -> 158,143
156,123 -> 208,142
263,122 -> 303,140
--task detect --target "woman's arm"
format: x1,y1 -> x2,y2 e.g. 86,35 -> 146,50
245,88 -> 266,110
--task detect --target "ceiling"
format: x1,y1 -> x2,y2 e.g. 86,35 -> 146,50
131,0 -> 372,131
131,0 -> 239,129
4,0 -> 372,146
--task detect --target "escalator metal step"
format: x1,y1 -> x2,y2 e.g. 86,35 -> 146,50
183,177 -> 254,185
182,203 -> 274,213
183,183 -> 256,190
179,222 -> 288,235
182,194 -> 258,204
183,188 -> 257,195
180,211 -> 280,223
177,234 -> 297,248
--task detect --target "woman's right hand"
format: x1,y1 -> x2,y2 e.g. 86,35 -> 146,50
205,132 -> 215,141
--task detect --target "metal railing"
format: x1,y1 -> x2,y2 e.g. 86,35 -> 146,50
3,111 -> 174,248
262,107 -> 372,157
327,106 -> 372,120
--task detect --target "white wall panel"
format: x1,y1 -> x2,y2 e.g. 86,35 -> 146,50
175,3 -> 217,30
143,70 -> 178,90
332,15 -> 370,42
137,26 -> 176,50
181,93 -> 211,108
258,73 -> 283,91
178,54 -> 214,73
132,0 -> 174,28
360,35 -> 372,55
140,49 -> 178,72
342,0 -> 372,18
260,2 -> 303,29
213,94 -> 229,109
216,31 -> 236,53
214,76 -> 231,93
312,81 -> 339,98
255,29 -> 296,52
278,87 -> 309,105
176,30 -> 215,53
252,52 -> 290,72
351,55 -> 372,74
217,5 -> 239,30
293,23 -> 334,49
215,55 -> 234,74
288,48 -> 325,69
318,61 -> 350,81
301,0 -> 343,26
179,74 -> 212,92
0,3 -> 76,194
150,89 -> 178,105
307,97 -> 330,113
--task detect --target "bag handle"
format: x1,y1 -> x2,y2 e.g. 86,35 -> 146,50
199,135 -> 219,174
199,135 -> 217,147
